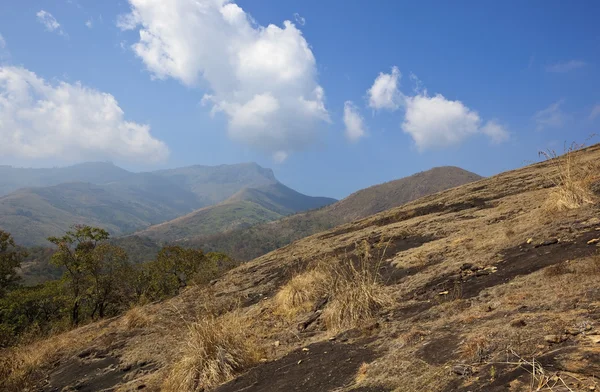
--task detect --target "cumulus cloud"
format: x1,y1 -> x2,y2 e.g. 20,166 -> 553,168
343,101 -> 366,142
546,60 -> 587,73
367,66 -> 402,111
0,66 -> 168,163
534,100 -> 565,130
365,66 -> 508,150
401,93 -> 509,150
118,0 -> 329,161
36,10 -> 66,36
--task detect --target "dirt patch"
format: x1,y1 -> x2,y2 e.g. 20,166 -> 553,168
214,341 -> 377,392
415,333 -> 460,365
409,230 -> 600,301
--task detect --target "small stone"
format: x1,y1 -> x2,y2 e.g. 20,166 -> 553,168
544,334 -> 567,344
527,238 -> 533,244
274,340 -> 280,347
535,238 -> 559,248
302,347 -> 309,352
510,319 -> 527,328
297,360 -> 303,365
460,263 -> 474,271
438,291 -> 449,296
452,364 -> 472,376
587,238 -> 600,245
565,328 -> 581,336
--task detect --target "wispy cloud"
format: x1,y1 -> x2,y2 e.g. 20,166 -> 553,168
293,13 -> 306,26
0,34 -> 5,49
590,104 -> 600,120
546,60 -> 587,73
85,19 -> 93,28
343,101 -> 367,142
534,100 -> 565,130
36,10 -> 67,36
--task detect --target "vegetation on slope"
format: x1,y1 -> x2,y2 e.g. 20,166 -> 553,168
136,182 -> 336,243
186,166 -> 482,260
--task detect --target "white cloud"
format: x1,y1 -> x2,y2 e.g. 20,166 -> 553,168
0,34 -> 5,49
0,66 -> 168,163
343,101 -> 366,142
366,66 -> 507,150
367,66 -> 402,111
85,19 -> 93,28
589,104 -> 600,120
481,120 -> 510,144
294,13 -> 306,26
118,0 -> 329,160
546,60 -> 587,73
402,94 -> 481,150
534,100 -> 565,130
36,10 -> 66,36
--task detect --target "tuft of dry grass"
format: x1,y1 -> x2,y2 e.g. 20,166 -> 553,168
122,306 -> 154,330
321,257 -> 393,333
274,269 -> 328,318
540,141 -> 599,212
275,240 -> 393,333
162,312 -> 263,392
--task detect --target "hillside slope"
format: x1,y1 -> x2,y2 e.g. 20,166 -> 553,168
13,144 -> 600,392
0,180 -> 202,246
135,183 -> 336,243
0,162 -> 320,247
187,166 -> 482,260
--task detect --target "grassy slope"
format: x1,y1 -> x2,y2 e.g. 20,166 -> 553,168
187,166 -> 482,260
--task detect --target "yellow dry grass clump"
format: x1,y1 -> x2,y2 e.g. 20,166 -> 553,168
121,306 -> 154,330
274,269 -> 328,317
275,240 -> 393,333
541,141 -> 599,211
162,311 -> 263,392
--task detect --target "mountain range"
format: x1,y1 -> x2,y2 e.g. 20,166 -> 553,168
0,162 -> 335,246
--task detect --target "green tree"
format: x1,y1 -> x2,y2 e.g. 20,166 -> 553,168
48,226 -> 110,325
86,243 -> 134,319
0,230 -> 27,297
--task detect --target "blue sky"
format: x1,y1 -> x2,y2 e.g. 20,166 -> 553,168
0,1 -> 599,199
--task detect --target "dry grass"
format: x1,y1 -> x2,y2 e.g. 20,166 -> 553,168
0,326 -> 104,391
121,306 -> 154,330
162,311 -> 263,392
274,269 -> 328,317
274,240 -> 393,333
540,141 -> 599,212
321,257 -> 393,333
